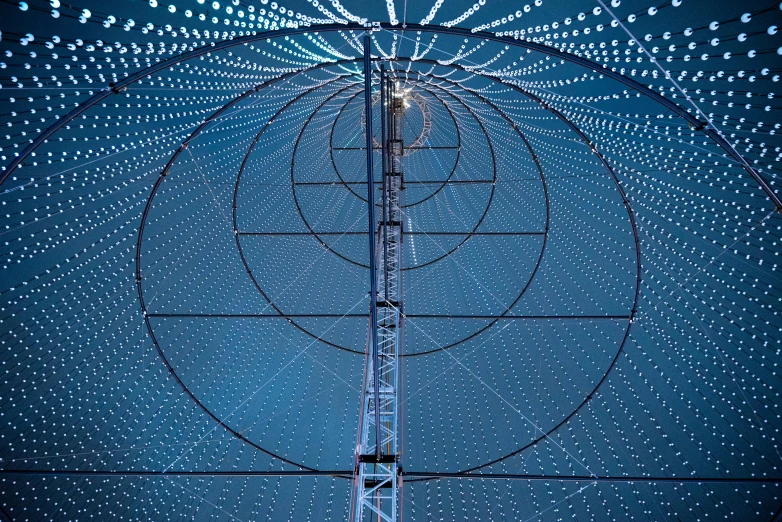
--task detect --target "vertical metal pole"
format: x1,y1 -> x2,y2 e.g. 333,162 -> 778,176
381,64 -> 389,305
362,34 -> 381,460
352,63 -> 404,522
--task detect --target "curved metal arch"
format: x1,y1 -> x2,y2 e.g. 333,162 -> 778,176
3,20 -> 770,491
287,77 -> 498,272
234,64 -> 555,358
388,60 -> 640,299
230,73 -> 501,358
140,58 -> 632,369
135,72 -> 355,472
230,66 -> 542,358
138,60 -> 542,367
232,81 -> 365,354
288,88 -> 370,270
228,61 -> 636,474
132,63 -> 545,472
135,57 -> 639,475
394,62 -> 642,477
393,80 -> 500,271
327,89 -> 374,204
238,81 -> 369,354
3,23 -> 778,213
392,89 -> 462,208
398,73 -> 551,354
326,85 -> 464,209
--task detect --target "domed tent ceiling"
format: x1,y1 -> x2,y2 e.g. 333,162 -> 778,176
1,0 -> 781,520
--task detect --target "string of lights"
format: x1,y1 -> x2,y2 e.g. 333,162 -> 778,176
1,0 -> 781,520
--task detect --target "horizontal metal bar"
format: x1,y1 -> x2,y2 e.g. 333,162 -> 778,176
146,313 -> 627,320
403,472 -> 782,484
238,231 -> 545,236
146,313 -> 369,319
292,179 -> 494,186
239,231 -> 367,236
333,146 -> 457,150
404,315 -> 630,320
405,231 -> 544,236
1,469 -> 776,484
0,469 -> 352,478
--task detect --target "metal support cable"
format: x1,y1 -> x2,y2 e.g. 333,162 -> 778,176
363,35 -> 382,461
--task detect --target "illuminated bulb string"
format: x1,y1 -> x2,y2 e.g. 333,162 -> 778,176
0,1 -> 781,520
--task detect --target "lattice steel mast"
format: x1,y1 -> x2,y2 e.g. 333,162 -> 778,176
351,38 -> 404,522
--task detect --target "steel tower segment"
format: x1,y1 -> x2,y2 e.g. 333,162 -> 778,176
351,39 -> 404,522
